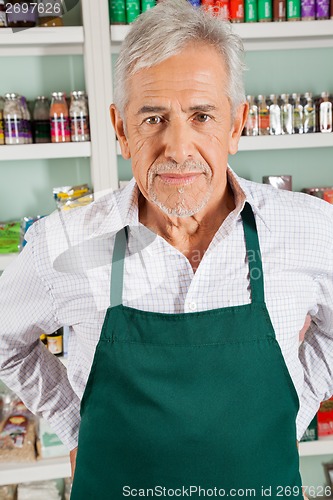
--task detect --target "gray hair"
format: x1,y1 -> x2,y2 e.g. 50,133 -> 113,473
114,0 -> 246,121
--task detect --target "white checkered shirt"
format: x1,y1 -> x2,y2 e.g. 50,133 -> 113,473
1,167 -> 333,450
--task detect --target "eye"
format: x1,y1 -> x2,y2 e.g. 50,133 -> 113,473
194,113 -> 211,123
145,116 -> 163,125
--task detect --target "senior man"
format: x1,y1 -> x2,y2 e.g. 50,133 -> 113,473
1,0 -> 332,498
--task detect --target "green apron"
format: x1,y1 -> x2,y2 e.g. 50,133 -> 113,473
71,202 -> 302,499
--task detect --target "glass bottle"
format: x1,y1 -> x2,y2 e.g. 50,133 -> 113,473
244,95 -> 258,136
38,0 -> 63,27
6,1 -> 37,28
19,96 -> 32,144
33,96 -> 51,143
319,92 -> 332,133
70,91 -> 90,142
50,92 -> 70,143
4,93 -> 25,145
268,94 -> 282,135
0,96 -> 5,145
281,93 -> 294,135
303,92 -> 316,134
258,95 -> 270,136
46,328 -> 63,357
0,0 -> 8,27
291,93 -> 303,134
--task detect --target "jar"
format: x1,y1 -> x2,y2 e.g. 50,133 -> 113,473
257,95 -> 270,136
38,0 -> 63,27
19,96 -> 32,144
46,328 -> 63,356
33,96 -> 51,143
50,92 -> 70,143
70,91 -> 90,142
4,93 -> 25,145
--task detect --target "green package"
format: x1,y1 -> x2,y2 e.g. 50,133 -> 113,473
141,0 -> 156,12
258,0 -> 272,20
0,222 -> 20,254
245,0 -> 258,21
287,0 -> 300,19
126,0 -> 140,23
109,0 -> 126,24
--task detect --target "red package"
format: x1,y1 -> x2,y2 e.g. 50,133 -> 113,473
214,0 -> 230,18
317,397 -> 333,437
229,0 -> 244,21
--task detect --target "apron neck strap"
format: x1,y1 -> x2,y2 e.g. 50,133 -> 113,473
240,202 -> 265,304
110,226 -> 128,308
110,203 -> 265,307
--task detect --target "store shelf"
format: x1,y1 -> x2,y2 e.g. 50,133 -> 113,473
0,26 -> 84,56
239,133 -> 333,151
0,142 -> 91,161
116,134 -> 333,156
0,253 -> 17,272
0,456 -> 70,486
110,20 -> 333,52
299,438 -> 333,457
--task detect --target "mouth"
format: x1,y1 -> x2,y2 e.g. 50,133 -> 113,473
157,173 -> 202,186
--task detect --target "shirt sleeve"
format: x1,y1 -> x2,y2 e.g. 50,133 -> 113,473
296,240 -> 333,440
0,225 -> 80,450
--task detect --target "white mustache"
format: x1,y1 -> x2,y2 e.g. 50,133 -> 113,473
149,160 -> 211,177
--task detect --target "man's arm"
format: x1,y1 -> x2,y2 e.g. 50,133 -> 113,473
0,229 -> 80,450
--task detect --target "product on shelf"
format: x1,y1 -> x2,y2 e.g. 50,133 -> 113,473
17,480 -> 62,499
126,0 -> 141,23
303,92 -> 316,133
302,186 -> 333,203
46,328 -> 64,357
230,0 -> 245,21
0,484 -> 16,499
301,0 -> 315,19
300,415 -> 318,441
5,1 -> 38,28
53,183 -> 93,210
142,0 -> 157,11
109,0 -> 126,24
318,91 -> 333,133
214,0 -> 230,18
188,0 -> 201,6
281,93 -> 294,134
291,93 -> 304,134
33,96 -> 51,143
273,0 -> 286,20
268,94 -> 282,135
258,94 -> 270,135
287,0 -> 301,19
4,93 -> 25,145
244,95 -> 259,135
20,96 -> 32,144
20,215 -> 44,248
50,91 -> 70,143
262,175 -> 292,190
245,0 -> 258,20
0,0 -> 7,26
316,0 -> 330,18
258,0 -> 272,20
37,0 -> 63,27
37,418 -> 68,459
317,397 -> 333,437
0,221 -> 20,253
0,413 -> 37,463
201,0 -> 215,12
69,91 -> 90,142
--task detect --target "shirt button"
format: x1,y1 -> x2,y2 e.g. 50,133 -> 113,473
188,302 -> 197,312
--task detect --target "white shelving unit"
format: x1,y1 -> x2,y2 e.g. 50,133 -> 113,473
111,20 -> 333,52
0,142 -> 91,161
0,456 -> 70,486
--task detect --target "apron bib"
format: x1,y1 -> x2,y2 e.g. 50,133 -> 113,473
71,202 -> 302,499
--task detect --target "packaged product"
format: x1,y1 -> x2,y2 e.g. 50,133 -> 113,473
317,397 -> 333,437
0,484 -> 17,500
20,216 -> 44,249
302,187 -> 333,204
53,184 -> 93,210
0,221 -> 21,254
262,175 -> 292,190
0,414 -> 37,463
17,480 -> 61,499
64,477 -> 72,500
300,415 -> 318,442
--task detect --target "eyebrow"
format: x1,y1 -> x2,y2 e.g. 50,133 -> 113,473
136,104 -> 218,115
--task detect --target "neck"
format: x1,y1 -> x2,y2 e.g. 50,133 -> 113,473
138,183 -> 235,252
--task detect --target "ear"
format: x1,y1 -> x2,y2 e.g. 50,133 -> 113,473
228,102 -> 249,156
110,104 -> 131,160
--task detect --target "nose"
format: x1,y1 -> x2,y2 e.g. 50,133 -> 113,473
163,119 -> 196,165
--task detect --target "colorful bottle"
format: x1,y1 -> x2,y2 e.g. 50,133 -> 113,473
141,0 -> 156,12
0,0 -> 7,26
319,92 -> 332,133
70,91 -> 90,142
315,0 -> 329,18
244,95 -> 259,136
258,0 -> 272,20
303,92 -> 316,134
301,0 -> 315,18
258,95 -> 270,136
230,0 -> 244,21
0,96 -> 4,145
214,0 -> 230,19
245,0 -> 258,20
268,94 -> 282,136
38,0 -> 63,27
281,94 -> 294,135
291,93 -> 304,134
4,93 -> 25,145
50,92 -> 70,143
287,0 -> 301,19
33,96 -> 51,143
201,0 -> 215,13
109,0 -> 126,24
273,0 -> 286,19
126,0 -> 140,23
19,96 -> 32,144
46,328 -> 63,357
